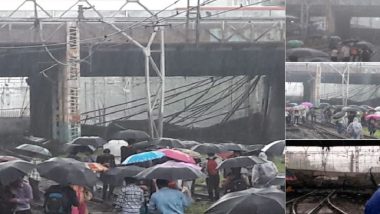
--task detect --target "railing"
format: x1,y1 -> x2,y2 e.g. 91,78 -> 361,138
0,108 -> 30,118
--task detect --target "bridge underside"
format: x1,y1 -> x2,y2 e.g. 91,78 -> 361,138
21,42 -> 284,143
0,43 -> 284,77
287,5 -> 380,18
286,72 -> 380,85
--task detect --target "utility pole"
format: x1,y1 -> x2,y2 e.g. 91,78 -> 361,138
195,0 -> 201,45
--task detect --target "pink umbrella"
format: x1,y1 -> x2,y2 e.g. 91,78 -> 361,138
160,160 -> 202,171
365,114 -> 380,121
159,149 -> 196,164
301,102 -> 313,108
0,156 -> 20,163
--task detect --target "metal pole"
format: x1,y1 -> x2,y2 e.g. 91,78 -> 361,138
346,65 -> 350,106
186,0 -> 190,42
195,0 -> 201,45
145,48 -> 154,138
159,28 -> 165,138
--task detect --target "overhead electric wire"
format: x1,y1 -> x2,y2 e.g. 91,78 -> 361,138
170,76 -> 259,126
180,106 -> 249,127
87,76 -> 234,123
220,76 -> 259,123
0,0 -> 218,50
168,76 -> 247,124
165,77 -> 217,123
80,77 -> 212,116
169,78 -> 247,125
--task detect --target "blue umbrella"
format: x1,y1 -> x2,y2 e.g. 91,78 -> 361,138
122,151 -> 165,165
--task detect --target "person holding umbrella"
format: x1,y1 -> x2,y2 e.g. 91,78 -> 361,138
7,178 -> 33,214
43,184 -> 79,214
96,149 -> 116,201
0,184 -> 16,214
148,179 -> 191,214
204,153 -> 220,201
70,185 -> 92,214
28,157 -> 42,202
251,152 -> 278,187
114,177 -> 144,214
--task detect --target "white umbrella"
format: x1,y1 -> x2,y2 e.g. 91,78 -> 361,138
103,140 -> 129,157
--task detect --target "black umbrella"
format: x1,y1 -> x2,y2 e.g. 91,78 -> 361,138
37,157 -> 98,187
360,105 -> 374,111
154,138 -> 185,149
131,141 -> 157,150
111,129 -> 150,142
191,143 -> 222,154
342,106 -> 360,112
355,41 -> 375,51
332,111 -> 345,120
205,187 -> 285,214
219,143 -> 246,152
217,156 -> 265,169
348,105 -> 365,111
245,144 -> 264,151
0,160 -> 35,185
100,166 -> 145,186
136,161 -> 205,180
65,144 -> 96,154
180,141 -> 200,149
287,48 -> 329,58
262,140 -> 285,157
70,136 -> 107,148
319,103 -> 330,109
14,144 -> 52,158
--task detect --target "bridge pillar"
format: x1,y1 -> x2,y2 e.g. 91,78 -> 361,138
325,0 -> 335,34
52,22 -> 81,143
302,65 -> 321,106
334,12 -> 352,39
28,73 -> 54,139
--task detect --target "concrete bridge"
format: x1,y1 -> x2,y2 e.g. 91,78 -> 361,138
0,11 -> 285,143
286,63 -> 380,105
287,0 -> 380,39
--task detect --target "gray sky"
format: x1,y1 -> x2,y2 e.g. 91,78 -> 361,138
1,0 -> 198,10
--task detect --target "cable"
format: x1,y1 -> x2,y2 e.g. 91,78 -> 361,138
82,77 -> 229,122
201,0 -> 271,20
171,77 -> 247,125
168,76 -> 247,124
0,0 -> 217,50
168,77 -> 255,125
165,77 -> 217,123
89,76 -> 237,125
80,77 -> 211,115
180,106 -> 249,127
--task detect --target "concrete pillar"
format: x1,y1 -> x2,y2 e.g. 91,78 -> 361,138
263,73 -> 285,142
325,0 -> 336,34
28,73 -> 54,139
52,22 -> 81,143
335,12 -> 352,39
303,66 -> 321,106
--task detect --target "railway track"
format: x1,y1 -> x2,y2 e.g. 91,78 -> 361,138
299,123 -> 345,139
288,121 -> 378,139
287,190 -> 348,214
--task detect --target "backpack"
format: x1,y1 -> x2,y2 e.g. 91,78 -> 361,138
257,162 -> 277,185
231,178 -> 248,192
44,190 -> 68,214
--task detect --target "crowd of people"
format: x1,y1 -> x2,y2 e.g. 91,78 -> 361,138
286,102 -> 380,139
0,138 -> 282,214
330,43 -> 373,62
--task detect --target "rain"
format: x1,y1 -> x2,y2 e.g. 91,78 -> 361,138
0,0 -> 285,214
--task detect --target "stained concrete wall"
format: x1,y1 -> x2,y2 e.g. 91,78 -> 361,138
0,118 -> 29,136
80,76 -> 264,127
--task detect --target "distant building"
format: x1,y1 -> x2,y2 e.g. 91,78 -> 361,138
207,0 -> 284,6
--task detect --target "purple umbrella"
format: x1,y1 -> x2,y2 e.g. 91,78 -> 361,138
301,102 -> 313,108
